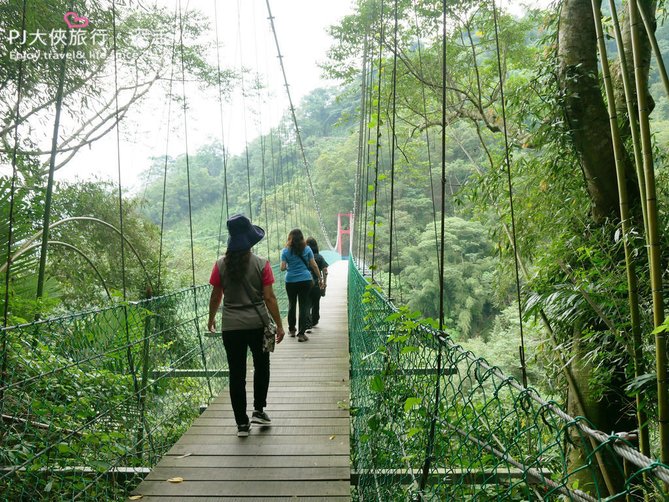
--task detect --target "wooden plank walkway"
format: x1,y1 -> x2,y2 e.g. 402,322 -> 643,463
132,260 -> 351,501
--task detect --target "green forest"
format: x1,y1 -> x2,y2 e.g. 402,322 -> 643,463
4,0 -> 669,498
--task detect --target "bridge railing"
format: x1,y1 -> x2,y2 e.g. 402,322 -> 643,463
0,264 -> 287,500
348,260 -> 669,501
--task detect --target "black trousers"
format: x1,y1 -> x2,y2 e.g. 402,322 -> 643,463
285,280 -> 312,335
222,328 -> 270,426
309,285 -> 322,325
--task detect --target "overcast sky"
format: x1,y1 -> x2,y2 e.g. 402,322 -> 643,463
57,0 -> 355,190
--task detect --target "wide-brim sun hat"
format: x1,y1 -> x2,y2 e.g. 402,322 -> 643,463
226,214 -> 265,252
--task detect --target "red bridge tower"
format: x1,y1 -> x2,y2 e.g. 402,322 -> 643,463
336,212 -> 353,258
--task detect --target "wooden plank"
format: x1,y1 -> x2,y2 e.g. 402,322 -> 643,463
132,480 -> 350,497
175,435 -> 348,447
134,497 -> 352,501
145,467 -> 350,481
205,402 -> 348,411
262,397 -> 348,404
168,443 -> 349,456
181,426 -> 350,436
199,410 -> 348,419
192,417 -> 349,427
159,455 -> 350,468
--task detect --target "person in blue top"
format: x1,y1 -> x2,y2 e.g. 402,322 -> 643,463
280,229 -> 322,342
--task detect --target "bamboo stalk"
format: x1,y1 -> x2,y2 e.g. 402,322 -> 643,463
636,3 -> 669,102
629,0 -> 669,463
591,0 -> 650,459
607,0 -> 647,234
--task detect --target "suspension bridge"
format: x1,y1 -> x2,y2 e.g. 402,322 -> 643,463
3,0 -> 669,500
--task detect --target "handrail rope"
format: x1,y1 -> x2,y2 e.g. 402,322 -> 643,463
371,0 -> 386,280
213,0 -> 230,256
236,0 -> 254,220
412,0 -> 440,263
9,241 -> 112,300
1,217 -> 154,291
0,283 -> 210,336
157,6 -> 179,293
1,313 -> 218,482
36,0 -> 74,302
265,0 -> 334,249
387,0 -> 399,300
418,1 -> 447,495
352,264 -> 669,488
178,0 -> 213,399
491,0 -> 528,389
1,0 -> 28,407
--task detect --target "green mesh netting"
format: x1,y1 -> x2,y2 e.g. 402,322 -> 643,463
0,265 -> 286,500
348,260 -> 669,501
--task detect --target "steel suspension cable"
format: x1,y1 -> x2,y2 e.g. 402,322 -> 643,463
362,41 -> 376,268
354,34 -> 369,262
371,0 -> 386,280
419,2 -> 447,495
111,0 -> 144,441
213,0 -> 230,256
261,20 -> 282,254
276,124 -> 289,236
236,0 -> 254,219
387,0 -> 399,300
259,133 -> 271,257
413,0 -> 440,262
177,2 -> 198,288
111,0 -> 128,302
178,0 -> 213,398
291,141 -> 307,230
276,123 -> 294,230
1,0 -> 28,405
268,127 -> 281,250
158,8 -> 178,294
492,0 -> 528,388
251,0 -> 272,258
265,0 -> 333,249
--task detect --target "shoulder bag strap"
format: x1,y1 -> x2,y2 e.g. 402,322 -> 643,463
298,253 -> 316,277
240,273 -> 270,328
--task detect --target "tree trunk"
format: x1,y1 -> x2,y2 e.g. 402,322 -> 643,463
557,0 -> 619,223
